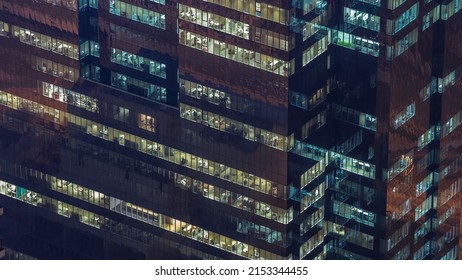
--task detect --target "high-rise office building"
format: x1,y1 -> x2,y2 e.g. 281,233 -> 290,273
0,0 -> 461,260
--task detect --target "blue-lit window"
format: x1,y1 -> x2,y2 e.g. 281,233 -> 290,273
440,177 -> 462,207
150,0 -> 165,5
179,29 -> 290,76
420,77 -> 437,100
394,28 -> 419,57
392,244 -> 410,260
422,6 -> 440,31
301,182 -> 326,212
109,0 -> 166,30
344,8 -> 380,32
78,0 -> 98,9
393,102 -> 415,129
333,200 -> 375,226
359,0 -> 380,7
237,219 -> 287,247
391,3 -> 418,34
414,219 -> 432,244
40,81 -> 99,113
441,245 -> 458,260
416,172 -> 437,197
415,196 -> 434,222
441,0 -> 461,20
111,48 -> 166,79
417,125 -> 439,150
111,72 -> 167,103
89,0 -> 98,8
315,1 -> 327,14
333,30 -> 380,57
80,40 -> 100,58
413,241 -> 431,260
302,36 -> 328,66
443,110 -> 462,136
255,2 -> 261,17
345,227 -> 374,250
290,91 -> 308,109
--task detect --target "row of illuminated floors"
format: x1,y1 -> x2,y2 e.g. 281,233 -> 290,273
41,80 -> 156,134
178,3 -> 290,51
0,90 -> 292,224
3,85 -> 374,235
180,77 -> 288,125
111,47 -> 167,79
0,22 -> 79,60
0,22 -> 80,82
68,130 -> 292,224
0,104 -> 298,256
180,4 -> 250,39
179,29 -> 290,77
76,115 -> 284,197
299,150 -> 375,182
180,103 -> 287,150
70,131 -> 292,225
110,0 -> 166,30
0,172 -> 289,260
180,78 -> 232,110
0,90 -> 376,260
1,86 -> 374,229
0,181 -> 211,260
0,89 -> 287,199
0,20 -> 169,106
110,71 -> 167,104
291,18 -> 380,59
173,172 -> 292,223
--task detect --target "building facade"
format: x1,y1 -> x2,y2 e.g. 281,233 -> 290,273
0,0 -> 461,260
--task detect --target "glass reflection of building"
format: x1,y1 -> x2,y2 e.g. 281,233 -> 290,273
0,0 -> 461,260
